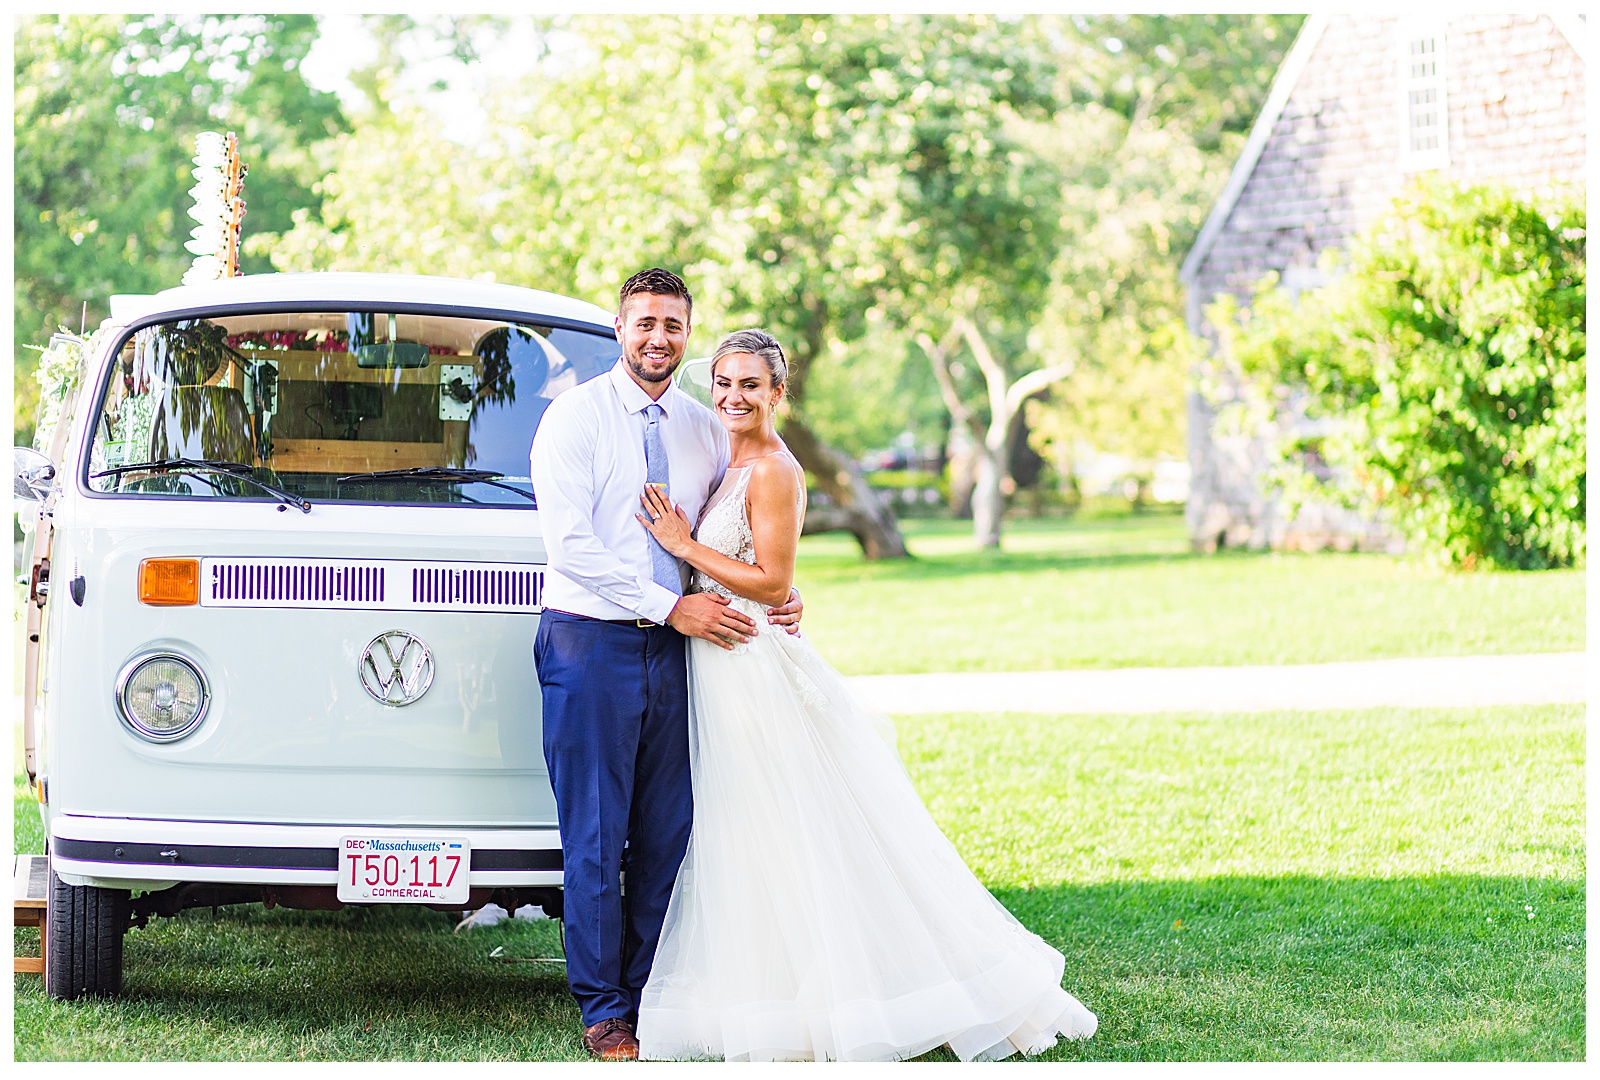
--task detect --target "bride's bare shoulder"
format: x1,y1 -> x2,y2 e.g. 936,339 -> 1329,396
746,449 -> 805,510
749,449 -> 802,488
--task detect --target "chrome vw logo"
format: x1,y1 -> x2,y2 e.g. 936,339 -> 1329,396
359,630 -> 435,706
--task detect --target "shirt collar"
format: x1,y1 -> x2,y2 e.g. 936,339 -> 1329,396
609,358 -> 676,417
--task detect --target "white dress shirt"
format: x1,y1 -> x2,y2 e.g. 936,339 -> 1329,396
530,360 -> 730,624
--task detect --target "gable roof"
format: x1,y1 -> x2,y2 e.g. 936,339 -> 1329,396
1180,14 -> 1587,288
1551,14 -> 1586,62
1178,14 -> 1329,287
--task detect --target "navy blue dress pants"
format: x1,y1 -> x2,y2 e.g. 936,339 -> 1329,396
533,610 -> 693,1027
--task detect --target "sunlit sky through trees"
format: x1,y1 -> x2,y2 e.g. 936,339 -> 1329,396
301,16 -> 556,144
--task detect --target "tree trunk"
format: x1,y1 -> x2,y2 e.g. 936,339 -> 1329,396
1061,470 -> 1083,515
781,416 -> 910,560
1130,475 -> 1152,512
971,445 -> 1004,548
946,424 -> 977,518
922,314 -> 1073,551
780,295 -> 909,561
1006,407 -> 1044,488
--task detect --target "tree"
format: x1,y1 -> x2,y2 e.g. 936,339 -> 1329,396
916,316 -> 1074,546
271,15 -> 1064,558
683,15 -> 1066,550
13,14 -> 345,442
1017,16 -> 1303,509
891,16 -> 1300,544
1211,180 -> 1585,569
1013,94 -> 1209,504
266,23 -> 731,325
690,16 -> 1061,557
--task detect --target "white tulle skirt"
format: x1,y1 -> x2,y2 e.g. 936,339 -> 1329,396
635,624 -> 1098,1062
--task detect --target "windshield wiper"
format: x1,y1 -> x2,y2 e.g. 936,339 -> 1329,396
93,457 -> 311,513
335,467 -> 538,505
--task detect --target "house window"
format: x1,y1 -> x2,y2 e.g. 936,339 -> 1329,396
1398,19 -> 1449,170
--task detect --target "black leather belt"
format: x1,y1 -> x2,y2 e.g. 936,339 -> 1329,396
546,608 -> 662,629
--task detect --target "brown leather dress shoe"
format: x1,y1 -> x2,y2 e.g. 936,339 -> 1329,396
583,1017 -> 640,1061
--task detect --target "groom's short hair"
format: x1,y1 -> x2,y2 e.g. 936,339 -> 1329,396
619,268 -> 693,318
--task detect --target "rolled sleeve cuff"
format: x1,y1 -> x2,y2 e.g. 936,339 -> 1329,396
639,583 -> 680,626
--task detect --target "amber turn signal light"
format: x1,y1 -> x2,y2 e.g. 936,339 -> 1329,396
138,559 -> 200,606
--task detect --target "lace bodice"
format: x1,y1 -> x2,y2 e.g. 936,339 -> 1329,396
689,457 -> 802,631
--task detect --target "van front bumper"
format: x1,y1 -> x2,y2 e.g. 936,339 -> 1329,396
49,813 -> 562,891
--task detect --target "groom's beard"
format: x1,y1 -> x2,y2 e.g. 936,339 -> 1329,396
624,349 -> 681,385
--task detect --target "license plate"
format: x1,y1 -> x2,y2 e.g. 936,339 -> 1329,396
336,835 -> 470,904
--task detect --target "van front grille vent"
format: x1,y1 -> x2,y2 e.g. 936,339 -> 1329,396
200,558 -> 543,613
212,562 -> 385,604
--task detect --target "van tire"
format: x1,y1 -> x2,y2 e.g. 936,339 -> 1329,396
45,867 -> 129,999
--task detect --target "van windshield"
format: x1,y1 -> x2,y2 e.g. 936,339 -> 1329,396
86,311 -> 618,508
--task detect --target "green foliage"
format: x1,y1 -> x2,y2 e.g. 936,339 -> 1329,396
1211,180 -> 1586,569
273,16 -> 1057,379
268,15 -> 1079,479
262,16 -> 1302,474
1022,15 -> 1302,478
798,315 -> 949,456
16,14 -> 1301,473
1064,15 -> 1305,152
13,14 -> 345,442
268,24 -> 728,304
28,327 -> 107,453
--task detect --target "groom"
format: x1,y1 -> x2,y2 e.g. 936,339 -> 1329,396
529,268 -> 802,1060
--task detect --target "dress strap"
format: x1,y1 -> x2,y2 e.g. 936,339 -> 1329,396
729,448 -> 793,468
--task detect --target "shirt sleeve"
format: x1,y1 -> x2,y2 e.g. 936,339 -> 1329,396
530,399 -> 680,625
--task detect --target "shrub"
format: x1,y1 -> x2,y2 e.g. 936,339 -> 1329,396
1209,179 -> 1585,569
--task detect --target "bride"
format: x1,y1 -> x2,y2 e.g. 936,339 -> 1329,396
632,329 -> 1098,1062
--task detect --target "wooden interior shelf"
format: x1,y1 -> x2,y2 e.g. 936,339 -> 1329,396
270,439 -> 446,474
240,349 -> 471,386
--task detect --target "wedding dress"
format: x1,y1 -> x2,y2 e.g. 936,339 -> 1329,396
635,461 -> 1098,1062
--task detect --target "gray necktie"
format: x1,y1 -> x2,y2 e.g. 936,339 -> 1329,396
643,404 -> 682,596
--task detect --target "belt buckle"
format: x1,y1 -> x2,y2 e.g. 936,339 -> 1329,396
634,618 -> 656,629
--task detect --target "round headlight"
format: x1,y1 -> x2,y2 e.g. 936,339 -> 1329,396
116,653 -> 209,742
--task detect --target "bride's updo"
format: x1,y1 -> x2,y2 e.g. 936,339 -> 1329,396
710,329 -> 788,390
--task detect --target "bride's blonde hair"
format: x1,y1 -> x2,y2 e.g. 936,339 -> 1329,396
710,329 -> 788,390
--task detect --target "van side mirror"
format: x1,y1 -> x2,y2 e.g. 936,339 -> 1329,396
13,447 -> 57,502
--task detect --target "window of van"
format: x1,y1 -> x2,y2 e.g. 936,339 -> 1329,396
86,312 -> 619,508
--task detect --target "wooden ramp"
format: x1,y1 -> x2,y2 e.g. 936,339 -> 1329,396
14,854 -> 47,975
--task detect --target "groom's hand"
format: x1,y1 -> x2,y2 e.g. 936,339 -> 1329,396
768,587 -> 803,635
667,593 -> 757,650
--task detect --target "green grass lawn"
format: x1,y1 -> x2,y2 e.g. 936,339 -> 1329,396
13,514 -> 1585,1059
793,513 -> 1585,674
15,702 -> 1583,1061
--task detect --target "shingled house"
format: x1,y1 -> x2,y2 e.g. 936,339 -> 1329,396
1180,14 -> 1586,551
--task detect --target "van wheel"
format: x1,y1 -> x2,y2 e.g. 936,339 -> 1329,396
45,867 -> 129,999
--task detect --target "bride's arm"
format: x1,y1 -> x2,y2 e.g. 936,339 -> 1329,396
639,455 -> 803,608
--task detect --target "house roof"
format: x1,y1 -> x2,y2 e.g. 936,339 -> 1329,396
1179,14 -> 1588,287
1178,14 -> 1329,287
1551,14 -> 1586,62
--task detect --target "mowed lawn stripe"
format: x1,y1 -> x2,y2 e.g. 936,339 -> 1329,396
794,515 -> 1585,675
15,703 -> 1582,1060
